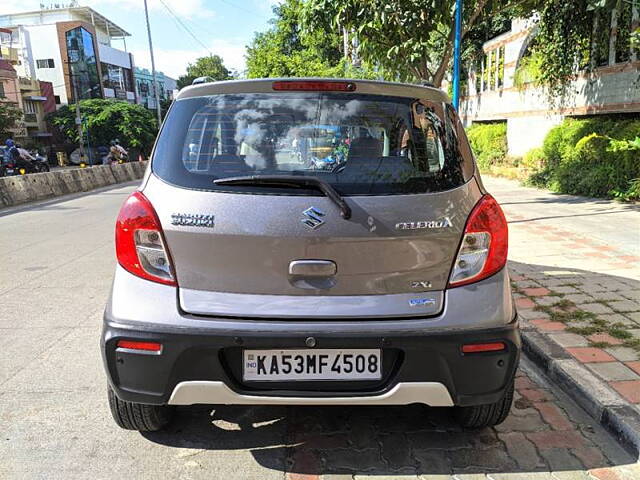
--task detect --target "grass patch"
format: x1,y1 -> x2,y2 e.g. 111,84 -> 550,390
591,318 -> 609,328
553,299 -> 574,310
528,300 -> 637,354
609,328 -> 632,340
533,301 -> 597,323
623,338 -> 640,353
611,322 -> 630,329
566,326 -> 601,336
592,299 -> 614,306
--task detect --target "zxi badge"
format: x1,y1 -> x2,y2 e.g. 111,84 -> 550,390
301,207 -> 325,230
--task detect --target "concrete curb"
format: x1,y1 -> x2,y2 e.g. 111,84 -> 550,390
0,162 -> 147,208
521,325 -> 640,459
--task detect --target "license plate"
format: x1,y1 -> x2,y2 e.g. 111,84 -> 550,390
6,169 -> 13,174
243,349 -> 382,381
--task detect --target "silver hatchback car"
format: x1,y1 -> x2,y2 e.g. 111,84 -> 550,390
102,78 -> 519,432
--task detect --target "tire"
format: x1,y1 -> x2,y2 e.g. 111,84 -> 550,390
454,381 -> 514,429
107,385 -> 173,431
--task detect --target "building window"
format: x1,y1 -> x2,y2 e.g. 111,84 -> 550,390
36,59 -> 55,68
54,95 -> 61,104
0,82 -> 5,98
65,27 -> 101,101
480,46 -> 505,93
24,100 -> 38,114
101,63 -> 134,94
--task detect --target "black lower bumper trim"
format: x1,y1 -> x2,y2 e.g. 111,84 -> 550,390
102,317 -> 520,407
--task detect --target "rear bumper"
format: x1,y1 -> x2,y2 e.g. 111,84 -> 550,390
102,317 -> 520,407
168,381 -> 455,406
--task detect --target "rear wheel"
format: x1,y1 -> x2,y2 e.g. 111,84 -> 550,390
454,380 -> 514,429
107,385 -> 173,431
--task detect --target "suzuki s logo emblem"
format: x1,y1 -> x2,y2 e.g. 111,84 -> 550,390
301,207 -> 325,230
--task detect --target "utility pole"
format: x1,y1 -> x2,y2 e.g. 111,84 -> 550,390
452,0 -> 463,110
143,0 -> 162,127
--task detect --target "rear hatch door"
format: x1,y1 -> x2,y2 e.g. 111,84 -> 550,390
145,86 -> 479,318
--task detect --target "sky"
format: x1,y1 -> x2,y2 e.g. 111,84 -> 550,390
1,0 -> 279,79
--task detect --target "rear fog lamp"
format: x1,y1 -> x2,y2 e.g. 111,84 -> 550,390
461,342 -> 506,354
116,340 -> 163,353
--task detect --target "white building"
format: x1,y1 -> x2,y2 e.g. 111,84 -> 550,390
460,13 -> 640,157
0,5 -> 136,107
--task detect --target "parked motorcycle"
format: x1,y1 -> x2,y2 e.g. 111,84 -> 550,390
33,152 -> 50,172
3,152 -> 50,175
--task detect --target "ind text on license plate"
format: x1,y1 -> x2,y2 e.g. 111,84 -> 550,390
243,349 -> 382,381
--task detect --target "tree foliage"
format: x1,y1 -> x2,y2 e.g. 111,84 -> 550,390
0,102 -> 22,138
304,0 -> 540,86
245,0 -> 379,79
517,0 -> 635,102
46,99 -> 158,154
533,0 -> 595,102
177,55 -> 233,89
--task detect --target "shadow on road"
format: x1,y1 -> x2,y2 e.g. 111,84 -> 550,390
142,396 -> 634,476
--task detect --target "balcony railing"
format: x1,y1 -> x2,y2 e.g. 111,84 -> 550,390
23,113 -> 38,124
0,45 -> 19,63
19,77 -> 39,91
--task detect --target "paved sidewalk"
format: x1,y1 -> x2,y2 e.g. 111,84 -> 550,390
486,176 -> 640,450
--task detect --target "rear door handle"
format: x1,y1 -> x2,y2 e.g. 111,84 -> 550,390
289,260 -> 337,277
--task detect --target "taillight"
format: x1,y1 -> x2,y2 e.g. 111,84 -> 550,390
448,195 -> 508,287
115,191 -> 176,286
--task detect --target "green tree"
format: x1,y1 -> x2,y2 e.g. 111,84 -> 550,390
0,102 -> 22,138
304,0 -> 540,86
245,0 -> 379,79
46,99 -> 158,154
177,55 -> 232,89
533,0 -> 635,102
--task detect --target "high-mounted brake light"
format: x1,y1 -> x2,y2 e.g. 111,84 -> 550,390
461,342 -> 506,354
116,340 -> 162,352
448,195 -> 508,288
115,191 -> 176,286
272,80 -> 356,92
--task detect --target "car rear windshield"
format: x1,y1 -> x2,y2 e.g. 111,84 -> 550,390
152,92 -> 474,195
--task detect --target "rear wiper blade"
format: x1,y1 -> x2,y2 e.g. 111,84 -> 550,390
214,175 -> 352,220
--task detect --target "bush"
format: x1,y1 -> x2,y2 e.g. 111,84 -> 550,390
522,147 -> 545,170
466,122 -> 507,170
528,117 -> 640,199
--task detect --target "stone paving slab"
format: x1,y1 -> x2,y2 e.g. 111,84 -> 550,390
487,176 -> 640,456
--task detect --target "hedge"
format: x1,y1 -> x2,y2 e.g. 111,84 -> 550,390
528,117 -> 640,200
466,122 -> 507,170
